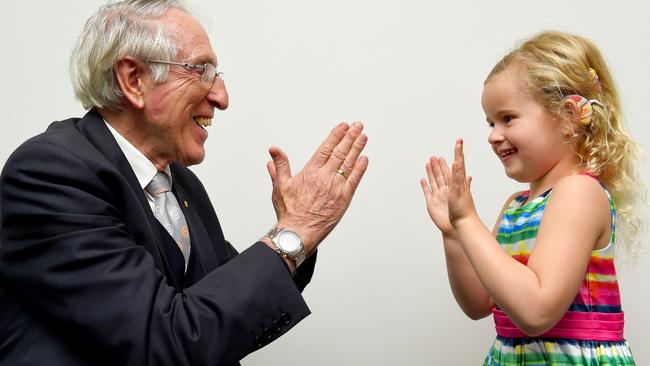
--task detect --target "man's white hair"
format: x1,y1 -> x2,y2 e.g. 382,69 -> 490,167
70,0 -> 193,110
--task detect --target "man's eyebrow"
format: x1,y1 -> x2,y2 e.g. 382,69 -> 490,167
191,56 -> 218,65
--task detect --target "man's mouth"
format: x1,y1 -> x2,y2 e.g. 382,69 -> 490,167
194,116 -> 212,129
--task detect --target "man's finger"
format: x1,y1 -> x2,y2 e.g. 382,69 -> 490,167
269,146 -> 292,184
309,123 -> 350,168
335,130 -> 367,177
343,155 -> 369,196
266,160 -> 276,184
324,121 -> 363,173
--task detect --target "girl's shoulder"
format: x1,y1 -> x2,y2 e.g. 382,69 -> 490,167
552,173 -> 609,201
546,174 -> 612,219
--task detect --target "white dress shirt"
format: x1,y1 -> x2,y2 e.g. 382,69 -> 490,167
103,120 -> 172,212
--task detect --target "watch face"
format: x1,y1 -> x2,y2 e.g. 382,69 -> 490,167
277,230 -> 302,253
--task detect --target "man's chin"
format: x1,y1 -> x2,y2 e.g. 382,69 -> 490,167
179,151 -> 206,167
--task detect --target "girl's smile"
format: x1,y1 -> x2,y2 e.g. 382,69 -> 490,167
481,65 -> 580,196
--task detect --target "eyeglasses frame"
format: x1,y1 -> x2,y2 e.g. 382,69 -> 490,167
145,59 -> 224,87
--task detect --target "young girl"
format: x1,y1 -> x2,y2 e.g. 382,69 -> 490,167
421,31 -> 644,365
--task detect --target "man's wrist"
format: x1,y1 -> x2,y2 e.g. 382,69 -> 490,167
260,237 -> 297,273
274,221 -> 315,251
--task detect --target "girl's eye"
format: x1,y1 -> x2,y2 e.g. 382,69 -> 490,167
503,115 -> 513,123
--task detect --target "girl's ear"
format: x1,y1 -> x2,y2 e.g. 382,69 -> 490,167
558,97 -> 585,139
563,97 -> 583,124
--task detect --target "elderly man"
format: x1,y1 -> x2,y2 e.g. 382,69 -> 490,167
0,1 -> 368,365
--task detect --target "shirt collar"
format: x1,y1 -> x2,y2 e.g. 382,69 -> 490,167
103,120 -> 172,189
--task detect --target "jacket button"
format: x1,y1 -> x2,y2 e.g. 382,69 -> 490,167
272,319 -> 282,332
263,327 -> 273,340
280,312 -> 291,326
254,335 -> 263,348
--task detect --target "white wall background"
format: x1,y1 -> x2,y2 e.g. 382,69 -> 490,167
2,1 -> 648,364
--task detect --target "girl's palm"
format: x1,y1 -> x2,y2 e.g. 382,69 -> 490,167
421,157 -> 455,236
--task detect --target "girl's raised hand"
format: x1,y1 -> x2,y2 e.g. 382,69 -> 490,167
449,139 -> 478,225
420,156 -> 456,236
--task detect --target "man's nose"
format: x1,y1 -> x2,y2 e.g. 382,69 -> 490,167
207,79 -> 229,110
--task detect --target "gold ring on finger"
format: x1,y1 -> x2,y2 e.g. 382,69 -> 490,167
337,169 -> 347,179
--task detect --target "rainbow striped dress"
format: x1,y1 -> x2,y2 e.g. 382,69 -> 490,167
483,186 -> 636,365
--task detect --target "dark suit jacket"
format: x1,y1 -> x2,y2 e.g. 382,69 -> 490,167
0,109 -> 317,366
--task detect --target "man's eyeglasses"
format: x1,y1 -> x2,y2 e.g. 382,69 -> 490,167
145,60 -> 224,88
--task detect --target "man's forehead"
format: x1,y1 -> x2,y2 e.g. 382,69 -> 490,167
159,8 -> 218,64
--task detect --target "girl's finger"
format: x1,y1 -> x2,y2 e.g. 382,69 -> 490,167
431,157 -> 447,189
438,157 -> 451,186
425,161 -> 435,189
452,139 -> 466,189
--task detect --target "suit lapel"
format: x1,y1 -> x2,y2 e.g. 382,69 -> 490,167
76,109 -> 184,289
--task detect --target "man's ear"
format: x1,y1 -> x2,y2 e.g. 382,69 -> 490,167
114,57 -> 146,110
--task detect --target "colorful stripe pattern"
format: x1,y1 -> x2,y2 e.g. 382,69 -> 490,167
484,186 -> 636,365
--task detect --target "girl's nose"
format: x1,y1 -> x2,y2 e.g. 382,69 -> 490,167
488,125 -> 504,145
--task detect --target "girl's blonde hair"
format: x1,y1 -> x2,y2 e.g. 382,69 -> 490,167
487,31 -> 646,255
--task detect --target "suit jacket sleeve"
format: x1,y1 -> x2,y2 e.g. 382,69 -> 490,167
0,137 -> 314,365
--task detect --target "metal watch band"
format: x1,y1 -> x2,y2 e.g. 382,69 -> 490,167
265,226 -> 306,267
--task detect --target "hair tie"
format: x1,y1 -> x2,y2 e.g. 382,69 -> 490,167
589,68 -> 602,93
566,94 -> 605,125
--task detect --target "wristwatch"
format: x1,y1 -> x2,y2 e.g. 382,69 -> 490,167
265,226 -> 306,267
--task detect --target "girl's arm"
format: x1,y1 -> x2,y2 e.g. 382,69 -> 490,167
447,139 -> 611,336
422,156 -> 498,319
